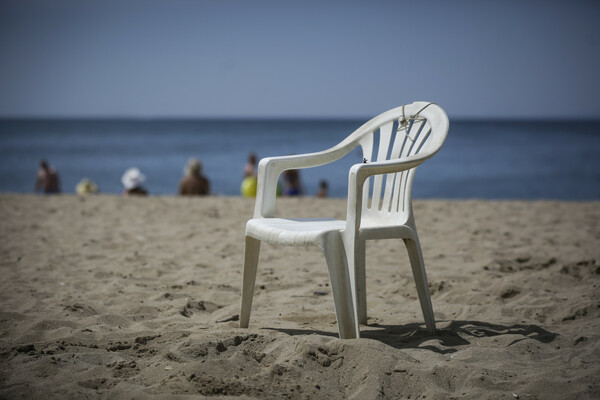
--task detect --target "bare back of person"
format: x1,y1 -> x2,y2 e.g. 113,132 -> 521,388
179,175 -> 210,195
35,161 -> 61,194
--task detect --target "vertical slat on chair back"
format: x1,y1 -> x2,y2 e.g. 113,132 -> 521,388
359,109 -> 436,220
369,121 -> 394,210
398,118 -> 432,213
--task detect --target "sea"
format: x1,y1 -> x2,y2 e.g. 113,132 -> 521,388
0,118 -> 599,200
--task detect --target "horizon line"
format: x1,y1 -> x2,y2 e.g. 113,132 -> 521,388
1,114 -> 600,122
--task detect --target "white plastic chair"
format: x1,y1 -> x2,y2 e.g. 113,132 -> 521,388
240,102 -> 449,339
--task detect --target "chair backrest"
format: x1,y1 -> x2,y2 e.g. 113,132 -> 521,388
343,102 -> 449,224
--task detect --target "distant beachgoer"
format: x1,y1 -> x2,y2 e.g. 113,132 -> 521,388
244,152 -> 258,178
75,178 -> 99,195
179,158 -> 210,196
317,179 -> 328,198
35,159 -> 61,194
282,169 -> 302,196
241,153 -> 259,197
121,167 -> 148,196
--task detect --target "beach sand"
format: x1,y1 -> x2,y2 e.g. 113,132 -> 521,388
0,194 -> 598,399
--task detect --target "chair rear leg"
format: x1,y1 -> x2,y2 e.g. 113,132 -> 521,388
240,236 -> 261,328
403,237 -> 436,335
322,233 -> 360,339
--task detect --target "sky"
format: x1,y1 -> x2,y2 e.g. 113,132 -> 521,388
0,0 -> 599,119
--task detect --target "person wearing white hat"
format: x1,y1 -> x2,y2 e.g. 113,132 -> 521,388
121,167 -> 148,196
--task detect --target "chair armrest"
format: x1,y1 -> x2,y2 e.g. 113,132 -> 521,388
344,154 -> 431,232
253,144 -> 356,218
351,154 -> 430,181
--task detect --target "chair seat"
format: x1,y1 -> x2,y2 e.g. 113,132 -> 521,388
359,220 -> 417,240
246,217 -> 346,246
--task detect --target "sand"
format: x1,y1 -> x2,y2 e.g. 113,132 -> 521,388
0,194 -> 598,399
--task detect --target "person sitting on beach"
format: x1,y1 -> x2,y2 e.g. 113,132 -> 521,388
35,159 -> 61,194
244,152 -> 258,178
75,178 -> 99,195
282,168 -> 302,196
121,167 -> 148,196
178,158 -> 210,196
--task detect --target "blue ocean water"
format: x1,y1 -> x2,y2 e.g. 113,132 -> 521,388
0,118 -> 599,200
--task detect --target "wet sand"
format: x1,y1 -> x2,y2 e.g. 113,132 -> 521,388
0,194 -> 598,399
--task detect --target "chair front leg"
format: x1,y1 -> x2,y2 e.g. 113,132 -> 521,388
240,235 -> 261,328
321,232 -> 360,339
404,236 -> 436,335
350,239 -> 367,325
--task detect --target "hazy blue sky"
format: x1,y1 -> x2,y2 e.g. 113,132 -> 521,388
1,0 -> 599,119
